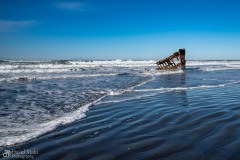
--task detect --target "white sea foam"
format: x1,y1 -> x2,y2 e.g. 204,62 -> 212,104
68,60 -> 156,68
0,60 -> 156,71
148,69 -> 184,76
187,61 -> 240,72
0,75 -> 155,147
0,96 -> 106,147
187,60 -> 240,66
133,87 -> 187,92
98,92 -> 158,105
199,67 -> 240,72
105,75 -> 155,96
1,60 -> 240,70
226,64 -> 240,68
107,89 -> 126,96
1,61 -> 240,83
133,81 -> 240,93
0,68 -> 71,73
0,73 -> 118,82
202,78 -> 218,81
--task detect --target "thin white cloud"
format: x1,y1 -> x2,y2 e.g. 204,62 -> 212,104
54,2 -> 85,11
0,20 -> 38,32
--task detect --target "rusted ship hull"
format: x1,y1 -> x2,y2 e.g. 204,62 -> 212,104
156,49 -> 186,70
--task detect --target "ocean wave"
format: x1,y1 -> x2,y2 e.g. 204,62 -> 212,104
225,64 -> 240,68
0,60 -> 156,70
98,92 -> 158,104
1,61 -> 240,75
199,67 -> 240,72
105,75 -> 155,96
0,73 -> 118,82
147,69 -> 184,75
0,59 -> 9,63
187,60 -> 240,66
1,60 -> 240,68
0,96 -> 105,147
133,81 -> 240,93
0,68 -> 72,73
50,60 -> 70,65
187,61 -> 240,72
0,74 -> 154,147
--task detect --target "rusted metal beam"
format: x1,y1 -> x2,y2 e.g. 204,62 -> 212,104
179,48 -> 186,70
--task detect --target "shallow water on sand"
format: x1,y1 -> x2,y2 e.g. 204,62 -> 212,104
0,60 -> 240,159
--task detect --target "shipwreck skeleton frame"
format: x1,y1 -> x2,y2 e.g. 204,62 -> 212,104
156,48 -> 186,70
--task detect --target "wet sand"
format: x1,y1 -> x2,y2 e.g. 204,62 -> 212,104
1,73 -> 240,160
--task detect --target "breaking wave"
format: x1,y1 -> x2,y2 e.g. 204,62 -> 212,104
133,81 -> 240,93
0,96 -> 105,147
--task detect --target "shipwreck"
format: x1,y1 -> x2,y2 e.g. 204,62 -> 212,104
156,48 -> 186,70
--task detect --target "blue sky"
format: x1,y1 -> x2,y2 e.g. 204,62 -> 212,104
0,0 -> 240,60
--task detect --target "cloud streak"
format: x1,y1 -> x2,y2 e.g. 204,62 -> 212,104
0,20 -> 38,32
54,2 -> 85,11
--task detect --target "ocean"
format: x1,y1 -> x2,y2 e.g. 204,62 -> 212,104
0,60 -> 240,159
